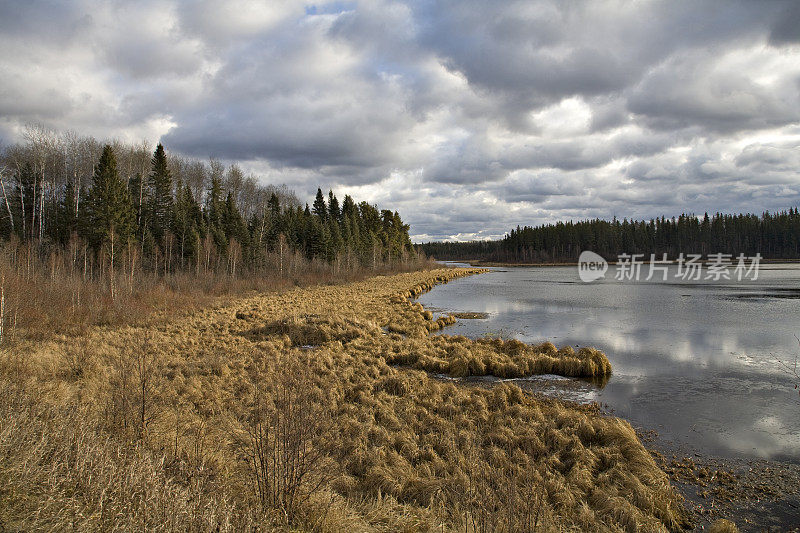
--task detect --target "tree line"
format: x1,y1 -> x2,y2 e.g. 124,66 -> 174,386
420,210 -> 800,263
0,125 -> 417,291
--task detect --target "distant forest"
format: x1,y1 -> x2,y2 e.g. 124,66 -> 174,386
0,125 -> 416,281
420,210 -> 800,263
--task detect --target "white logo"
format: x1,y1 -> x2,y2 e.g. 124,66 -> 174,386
578,250 -> 608,282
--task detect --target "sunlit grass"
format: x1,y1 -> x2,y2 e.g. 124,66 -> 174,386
0,268 -> 694,531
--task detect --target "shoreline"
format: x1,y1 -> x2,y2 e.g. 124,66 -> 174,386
3,267 -> 695,531
442,258 -> 800,268
438,371 -> 800,531
418,271 -> 800,531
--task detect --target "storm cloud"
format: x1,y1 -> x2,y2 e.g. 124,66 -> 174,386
1,0 -> 799,240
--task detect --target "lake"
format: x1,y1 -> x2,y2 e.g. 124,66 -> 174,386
417,262 -> 800,462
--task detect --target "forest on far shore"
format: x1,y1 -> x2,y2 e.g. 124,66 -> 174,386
420,209 -> 800,263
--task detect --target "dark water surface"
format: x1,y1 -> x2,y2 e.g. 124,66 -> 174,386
417,262 -> 800,462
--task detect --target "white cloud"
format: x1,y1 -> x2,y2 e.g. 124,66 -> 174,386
1,0 -> 799,240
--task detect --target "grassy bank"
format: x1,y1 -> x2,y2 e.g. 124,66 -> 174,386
1,268 -> 694,531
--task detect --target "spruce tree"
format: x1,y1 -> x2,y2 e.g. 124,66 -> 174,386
206,174 -> 224,229
147,143 -> 173,244
128,172 -> 143,235
265,193 -> 281,250
312,188 -> 327,219
268,192 -> 280,217
341,194 -> 356,219
55,179 -> 78,245
172,181 -> 199,262
82,145 -> 134,250
328,190 -> 340,222
222,192 -> 247,244
328,217 -> 343,262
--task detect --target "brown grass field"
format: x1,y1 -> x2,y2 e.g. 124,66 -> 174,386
0,267 -> 738,531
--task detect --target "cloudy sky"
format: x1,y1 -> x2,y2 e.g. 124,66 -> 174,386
1,1 -> 799,241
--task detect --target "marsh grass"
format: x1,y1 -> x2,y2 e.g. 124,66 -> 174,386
0,381 -> 246,531
0,268 -> 697,531
708,519 -> 740,532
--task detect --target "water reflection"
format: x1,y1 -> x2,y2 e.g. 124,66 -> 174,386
418,264 -> 800,461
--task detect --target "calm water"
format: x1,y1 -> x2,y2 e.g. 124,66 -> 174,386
417,263 -> 800,461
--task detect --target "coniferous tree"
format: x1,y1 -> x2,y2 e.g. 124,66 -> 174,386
222,192 -> 248,246
82,145 -> 134,250
128,172 -> 143,235
55,179 -> 79,245
265,193 -> 281,250
172,181 -> 200,263
146,143 -> 173,245
312,188 -> 327,220
206,174 -> 223,228
0,128 -> 422,274
328,190 -> 340,222
327,217 -> 342,262
268,193 -> 280,217
421,209 -> 800,263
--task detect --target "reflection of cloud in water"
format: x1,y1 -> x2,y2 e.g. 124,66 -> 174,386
418,264 -> 800,460
446,296 -> 790,377
713,415 -> 800,460
596,374 -> 799,460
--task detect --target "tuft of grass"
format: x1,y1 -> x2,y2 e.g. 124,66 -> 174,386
708,518 -> 740,533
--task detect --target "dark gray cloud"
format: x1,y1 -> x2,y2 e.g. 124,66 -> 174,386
1,0 -> 799,240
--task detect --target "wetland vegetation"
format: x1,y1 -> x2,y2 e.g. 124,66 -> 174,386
0,267 -> 719,532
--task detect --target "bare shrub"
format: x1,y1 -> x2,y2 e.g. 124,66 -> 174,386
238,354 -> 337,525
105,333 -> 160,440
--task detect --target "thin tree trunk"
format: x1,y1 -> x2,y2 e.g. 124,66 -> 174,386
0,173 -> 14,232
19,181 -> 26,240
109,230 -> 115,300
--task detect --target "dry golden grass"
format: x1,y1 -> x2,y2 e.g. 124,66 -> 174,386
0,267 -> 697,531
708,519 -> 740,533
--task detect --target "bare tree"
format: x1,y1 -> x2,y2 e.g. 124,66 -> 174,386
184,160 -> 208,204
22,123 -> 60,242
